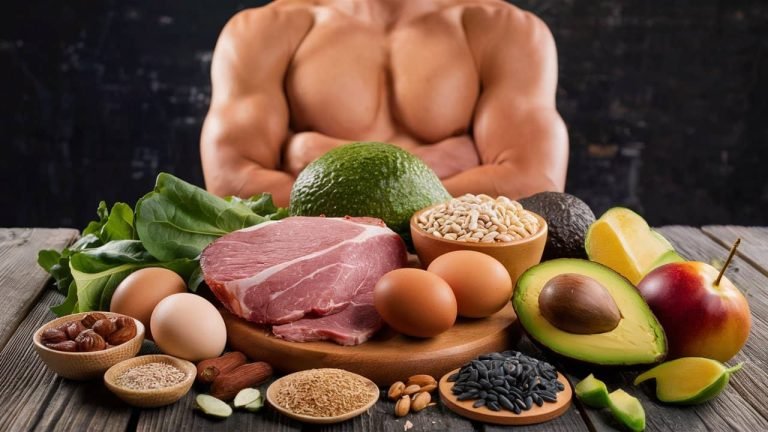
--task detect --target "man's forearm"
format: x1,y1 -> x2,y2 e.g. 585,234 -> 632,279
207,164 -> 294,208
442,163 -> 563,200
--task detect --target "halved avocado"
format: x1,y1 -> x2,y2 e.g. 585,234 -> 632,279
513,259 -> 667,365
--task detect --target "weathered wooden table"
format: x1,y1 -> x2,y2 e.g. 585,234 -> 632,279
1,226 -> 767,431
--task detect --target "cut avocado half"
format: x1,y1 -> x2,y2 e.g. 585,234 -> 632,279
634,357 -> 743,405
513,259 -> 667,365
585,208 -> 681,285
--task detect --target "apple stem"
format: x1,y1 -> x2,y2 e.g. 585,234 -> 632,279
715,238 -> 741,287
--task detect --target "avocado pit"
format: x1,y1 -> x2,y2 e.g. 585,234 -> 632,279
538,273 -> 621,334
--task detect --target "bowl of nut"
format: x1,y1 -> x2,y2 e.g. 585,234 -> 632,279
410,194 -> 548,287
33,311 -> 145,380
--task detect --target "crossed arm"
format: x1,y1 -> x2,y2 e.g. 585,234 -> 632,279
201,6 -> 567,207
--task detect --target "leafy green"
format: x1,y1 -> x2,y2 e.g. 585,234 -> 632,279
135,173 -> 274,261
38,173 -> 286,316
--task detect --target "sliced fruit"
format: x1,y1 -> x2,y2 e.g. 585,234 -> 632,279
647,249 -> 685,273
608,389 -> 646,431
513,259 -> 667,365
195,394 -> 233,418
585,207 -> 680,285
233,388 -> 261,408
575,374 -> 611,408
633,357 -> 743,404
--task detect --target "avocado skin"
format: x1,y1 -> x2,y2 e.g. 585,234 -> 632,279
289,142 -> 451,247
518,192 -> 595,260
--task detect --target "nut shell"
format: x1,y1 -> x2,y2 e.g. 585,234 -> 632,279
45,340 -> 78,352
411,392 -> 431,412
81,312 -> 109,328
75,329 -> 107,352
66,321 -> 86,340
395,395 -> 411,417
388,381 -> 406,400
40,328 -> 69,345
92,319 -> 117,338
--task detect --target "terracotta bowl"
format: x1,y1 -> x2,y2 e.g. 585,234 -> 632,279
104,354 -> 196,408
32,311 -> 145,380
410,205 -> 548,287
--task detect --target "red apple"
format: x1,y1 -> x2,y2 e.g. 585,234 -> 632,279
637,260 -> 751,362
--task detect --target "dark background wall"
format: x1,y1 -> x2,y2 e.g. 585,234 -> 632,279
2,0 -> 766,229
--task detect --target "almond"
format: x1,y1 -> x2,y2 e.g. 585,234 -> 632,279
395,395 -> 411,417
388,381 -> 406,400
403,384 -> 421,396
196,351 -> 248,384
210,362 -> 273,401
411,392 -> 431,412
406,374 -> 437,387
419,383 -> 437,393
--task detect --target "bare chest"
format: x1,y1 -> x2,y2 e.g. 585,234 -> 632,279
285,11 -> 479,143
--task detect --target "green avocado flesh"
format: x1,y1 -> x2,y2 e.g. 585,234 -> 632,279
513,259 -> 667,365
608,389 -> 646,432
575,374 -> 611,408
289,142 -> 451,246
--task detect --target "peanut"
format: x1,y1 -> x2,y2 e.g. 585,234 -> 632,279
388,381 -> 406,400
403,384 -> 421,396
394,395 -> 411,417
406,374 -> 437,387
411,392 -> 431,412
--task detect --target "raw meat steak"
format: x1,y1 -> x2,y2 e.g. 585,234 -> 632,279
201,216 -> 406,345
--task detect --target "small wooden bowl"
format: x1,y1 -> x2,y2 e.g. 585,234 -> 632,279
266,370 -> 380,424
410,205 -> 548,287
104,354 -> 196,408
33,312 -> 145,380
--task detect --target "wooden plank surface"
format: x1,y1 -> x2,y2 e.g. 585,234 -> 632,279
0,228 -> 78,349
0,290 -> 132,431
3,226 -> 768,431
702,226 -> 768,275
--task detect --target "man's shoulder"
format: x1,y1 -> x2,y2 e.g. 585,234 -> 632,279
456,0 -> 549,37
222,1 -> 314,38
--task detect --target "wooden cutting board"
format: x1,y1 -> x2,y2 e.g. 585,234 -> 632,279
222,304 -> 521,386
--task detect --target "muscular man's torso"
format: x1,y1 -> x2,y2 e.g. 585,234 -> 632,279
285,1 -> 481,148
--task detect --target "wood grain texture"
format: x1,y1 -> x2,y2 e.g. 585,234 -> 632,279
0,290 -> 132,431
0,228 -> 78,350
702,226 -> 768,275
223,304 -> 521,386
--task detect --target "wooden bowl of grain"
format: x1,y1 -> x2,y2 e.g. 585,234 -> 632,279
410,196 -> 548,288
104,354 -> 196,408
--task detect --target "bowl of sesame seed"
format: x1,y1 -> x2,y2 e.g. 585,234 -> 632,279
104,354 -> 196,408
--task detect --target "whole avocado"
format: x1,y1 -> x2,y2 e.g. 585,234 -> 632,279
518,192 -> 595,260
289,142 -> 451,247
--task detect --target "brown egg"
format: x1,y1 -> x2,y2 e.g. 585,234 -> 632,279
110,267 -> 187,339
427,251 -> 512,318
374,268 -> 457,338
150,293 -> 227,361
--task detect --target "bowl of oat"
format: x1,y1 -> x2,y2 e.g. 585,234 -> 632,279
104,354 -> 196,408
410,194 -> 548,287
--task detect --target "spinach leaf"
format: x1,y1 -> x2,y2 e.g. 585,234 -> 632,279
228,193 -> 288,220
62,240 -> 197,313
135,173 -> 268,261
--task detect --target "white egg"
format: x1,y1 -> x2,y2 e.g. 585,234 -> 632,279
150,293 -> 227,361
